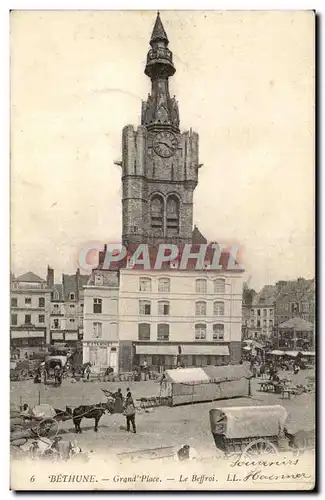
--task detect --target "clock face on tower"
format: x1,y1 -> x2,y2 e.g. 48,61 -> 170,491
153,131 -> 178,158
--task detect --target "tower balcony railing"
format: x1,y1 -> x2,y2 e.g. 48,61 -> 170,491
147,47 -> 173,64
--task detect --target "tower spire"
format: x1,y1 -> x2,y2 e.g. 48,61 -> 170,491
142,13 -> 179,132
150,11 -> 169,45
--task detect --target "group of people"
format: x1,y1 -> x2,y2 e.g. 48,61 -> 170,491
107,387 -> 136,433
249,356 -> 302,380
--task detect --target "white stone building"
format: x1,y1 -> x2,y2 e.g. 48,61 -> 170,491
118,267 -> 243,372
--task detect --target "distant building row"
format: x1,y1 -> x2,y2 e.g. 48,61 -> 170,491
242,278 -> 315,349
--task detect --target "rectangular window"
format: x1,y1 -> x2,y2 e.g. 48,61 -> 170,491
263,319 -> 267,326
158,278 -> 170,293
257,320 -> 261,327
38,315 -> 45,323
39,297 -> 45,308
25,297 -> 32,305
138,323 -> 150,341
214,279 -> 225,293
157,324 -> 170,341
196,279 -> 207,293
25,314 -> 31,325
213,324 -> 224,340
195,302 -> 206,316
158,301 -> 170,315
54,319 -> 59,329
257,309 -> 261,316
263,309 -> 267,316
92,322 -> 102,338
54,304 -> 59,309
195,324 -> 206,340
139,301 -> 151,315
93,298 -> 102,314
11,314 -> 18,326
213,302 -> 225,316
139,278 -> 151,292
70,304 -> 75,309
11,298 -> 18,307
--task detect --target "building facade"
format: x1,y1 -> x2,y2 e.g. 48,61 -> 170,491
118,269 -> 243,372
274,278 -> 315,326
82,269 -> 119,373
246,285 -> 278,340
10,272 -> 52,354
48,267 -> 89,347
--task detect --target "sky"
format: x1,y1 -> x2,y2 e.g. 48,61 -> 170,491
10,10 -> 315,290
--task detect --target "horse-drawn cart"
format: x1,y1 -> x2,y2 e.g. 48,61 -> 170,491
209,405 -> 315,459
11,404 -> 63,441
41,357 -> 67,385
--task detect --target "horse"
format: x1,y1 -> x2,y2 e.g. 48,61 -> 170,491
72,401 -> 115,433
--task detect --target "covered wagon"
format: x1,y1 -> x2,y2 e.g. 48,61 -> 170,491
163,365 -> 253,406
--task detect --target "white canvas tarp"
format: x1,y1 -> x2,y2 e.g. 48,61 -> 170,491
210,405 -> 288,439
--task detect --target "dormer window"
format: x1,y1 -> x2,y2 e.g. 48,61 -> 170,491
95,275 -> 103,285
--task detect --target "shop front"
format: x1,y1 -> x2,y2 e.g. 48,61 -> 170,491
134,344 -> 230,373
82,340 -> 119,373
10,329 -> 47,357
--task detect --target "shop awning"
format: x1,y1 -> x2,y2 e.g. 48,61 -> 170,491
135,345 -> 178,355
181,345 -> 229,356
135,345 -> 230,356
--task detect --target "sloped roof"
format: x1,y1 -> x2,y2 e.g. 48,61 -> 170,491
53,284 -> 63,300
98,244 -> 244,273
150,12 -> 169,45
165,365 -> 252,385
192,225 -> 207,244
17,271 -> 44,283
276,279 -> 315,302
278,317 -> 314,331
87,269 -> 119,287
62,273 -> 90,300
253,285 -> 279,306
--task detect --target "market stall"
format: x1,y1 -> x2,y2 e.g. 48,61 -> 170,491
164,365 -> 253,406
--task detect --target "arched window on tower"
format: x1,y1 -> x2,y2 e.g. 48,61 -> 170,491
166,195 -> 179,238
150,195 -> 164,236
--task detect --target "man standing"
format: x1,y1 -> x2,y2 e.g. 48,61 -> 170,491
124,391 -> 136,433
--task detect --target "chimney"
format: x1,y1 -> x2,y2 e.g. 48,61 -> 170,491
76,268 -> 80,300
47,266 -> 54,288
98,245 -> 107,269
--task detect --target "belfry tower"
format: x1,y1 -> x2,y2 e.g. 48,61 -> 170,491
121,13 -> 200,246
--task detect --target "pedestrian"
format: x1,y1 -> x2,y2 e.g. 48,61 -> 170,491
124,391 -> 136,433
85,365 -> 91,380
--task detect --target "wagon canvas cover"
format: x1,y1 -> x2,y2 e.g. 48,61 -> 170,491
209,405 -> 288,439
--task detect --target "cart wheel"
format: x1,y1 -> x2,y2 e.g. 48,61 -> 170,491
241,439 -> 278,459
37,418 -> 59,439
